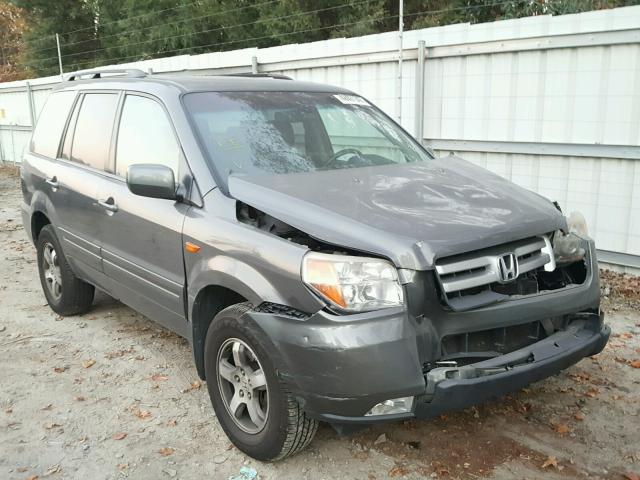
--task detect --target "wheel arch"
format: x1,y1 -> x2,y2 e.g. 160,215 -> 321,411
31,210 -> 51,242
191,283 -> 248,379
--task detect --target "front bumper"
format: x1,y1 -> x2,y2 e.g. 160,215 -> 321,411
331,312 -> 607,425
243,240 -> 606,426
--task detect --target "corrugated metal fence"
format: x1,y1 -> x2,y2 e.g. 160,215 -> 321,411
1,6 -> 639,270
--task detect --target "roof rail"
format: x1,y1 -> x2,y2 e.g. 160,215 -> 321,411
222,73 -> 293,80
66,68 -> 147,81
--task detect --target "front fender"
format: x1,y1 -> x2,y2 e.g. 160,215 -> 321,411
183,191 -> 325,317
187,255 -> 281,313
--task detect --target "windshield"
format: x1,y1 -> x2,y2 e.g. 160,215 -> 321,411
183,91 -> 432,186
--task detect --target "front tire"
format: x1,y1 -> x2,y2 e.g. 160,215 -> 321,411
204,303 -> 318,461
36,225 -> 95,316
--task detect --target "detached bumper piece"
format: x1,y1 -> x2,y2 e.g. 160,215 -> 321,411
326,312 -> 608,428
415,312 -> 609,419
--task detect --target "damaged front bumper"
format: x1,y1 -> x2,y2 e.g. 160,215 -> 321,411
242,239 -> 608,427
415,312 -> 609,420
312,311 -> 608,426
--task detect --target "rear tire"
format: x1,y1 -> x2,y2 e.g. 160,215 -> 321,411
204,302 -> 318,461
36,225 -> 95,316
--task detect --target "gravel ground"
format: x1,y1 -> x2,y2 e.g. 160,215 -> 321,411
1,166 -> 639,480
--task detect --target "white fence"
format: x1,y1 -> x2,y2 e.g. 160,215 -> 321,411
1,6 -> 639,270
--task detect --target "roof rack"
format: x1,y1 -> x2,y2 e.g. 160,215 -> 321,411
222,73 -> 293,80
66,68 -> 147,81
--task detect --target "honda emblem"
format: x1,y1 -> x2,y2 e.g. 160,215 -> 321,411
498,253 -> 519,282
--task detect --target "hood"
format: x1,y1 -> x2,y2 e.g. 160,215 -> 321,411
227,156 -> 567,270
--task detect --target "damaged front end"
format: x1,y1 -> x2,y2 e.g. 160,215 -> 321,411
417,311 -> 609,418
234,196 -> 608,428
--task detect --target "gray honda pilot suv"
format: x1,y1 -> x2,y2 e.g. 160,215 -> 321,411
21,69 -> 609,461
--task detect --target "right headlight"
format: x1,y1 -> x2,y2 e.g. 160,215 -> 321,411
553,211 -> 589,264
302,252 -> 404,313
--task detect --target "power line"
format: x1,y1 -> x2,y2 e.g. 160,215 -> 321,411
57,0 -> 381,62
59,0 -> 207,39
20,0 -> 215,49
62,0 -> 281,50
25,0 -> 279,56
25,0 -> 382,66
25,0 -> 280,56
26,0 -> 522,71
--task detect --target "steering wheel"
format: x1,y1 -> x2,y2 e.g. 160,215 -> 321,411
323,148 -> 365,168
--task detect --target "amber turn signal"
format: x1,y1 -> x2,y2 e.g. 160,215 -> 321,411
185,242 -> 201,253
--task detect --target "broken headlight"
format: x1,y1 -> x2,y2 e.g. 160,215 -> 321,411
553,211 -> 589,264
302,252 -> 404,312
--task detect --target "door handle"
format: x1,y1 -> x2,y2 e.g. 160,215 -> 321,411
98,198 -> 118,213
45,177 -> 58,190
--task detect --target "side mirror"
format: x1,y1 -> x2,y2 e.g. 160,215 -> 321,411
126,164 -> 177,200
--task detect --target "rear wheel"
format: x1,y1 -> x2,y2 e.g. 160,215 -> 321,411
36,225 -> 95,316
204,303 -> 318,461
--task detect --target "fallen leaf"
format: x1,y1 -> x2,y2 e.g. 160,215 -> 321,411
584,389 -> 599,398
554,423 -> 570,434
129,404 -> 152,419
82,359 -> 96,369
388,465 -> 409,477
167,419 -> 177,426
74,396 -> 86,402
41,404 -> 53,411
574,412 -> 585,421
159,447 -> 174,456
541,456 -> 559,469
117,463 -> 129,470
45,422 -> 62,430
43,464 -> 61,476
53,366 -> 68,373
26,476 -> 39,480
630,360 -> 640,369
623,473 -> 639,480
151,374 -> 169,382
112,432 -> 127,440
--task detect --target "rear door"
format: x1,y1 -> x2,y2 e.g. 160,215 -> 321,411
46,91 -> 120,279
97,92 -> 189,334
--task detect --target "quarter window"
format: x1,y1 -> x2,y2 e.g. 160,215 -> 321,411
30,91 -> 76,158
115,95 -> 180,179
70,93 -> 119,170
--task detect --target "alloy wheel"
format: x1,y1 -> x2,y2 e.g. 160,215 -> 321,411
42,242 -> 62,300
216,338 -> 269,434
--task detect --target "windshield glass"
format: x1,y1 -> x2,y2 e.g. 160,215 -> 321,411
184,91 -> 432,186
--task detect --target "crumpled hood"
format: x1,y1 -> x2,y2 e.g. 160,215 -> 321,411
227,156 -> 567,270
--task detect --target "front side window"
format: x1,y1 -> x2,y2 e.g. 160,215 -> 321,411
70,93 -> 119,170
115,95 -> 180,179
183,91 -> 431,189
30,91 -> 76,158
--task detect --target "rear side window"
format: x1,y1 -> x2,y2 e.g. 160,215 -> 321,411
115,95 -> 180,178
70,93 -> 119,170
30,91 -> 76,158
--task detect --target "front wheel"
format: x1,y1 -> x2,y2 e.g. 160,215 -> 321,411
204,303 -> 318,461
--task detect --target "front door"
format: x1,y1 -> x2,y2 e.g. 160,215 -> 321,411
97,93 -> 188,334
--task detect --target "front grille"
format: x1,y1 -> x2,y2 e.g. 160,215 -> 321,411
435,236 -> 555,310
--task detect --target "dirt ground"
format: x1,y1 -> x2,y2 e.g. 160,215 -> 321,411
1,166 -> 639,480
